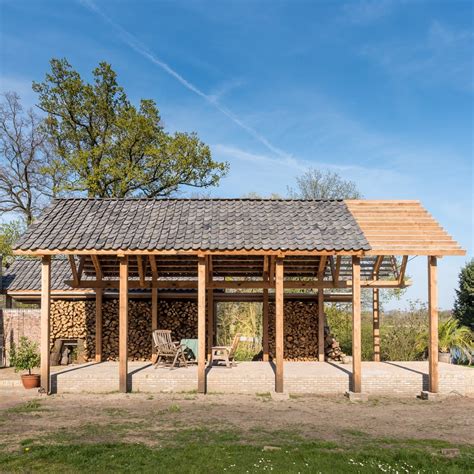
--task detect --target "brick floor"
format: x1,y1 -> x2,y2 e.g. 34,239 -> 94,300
1,361 -> 467,396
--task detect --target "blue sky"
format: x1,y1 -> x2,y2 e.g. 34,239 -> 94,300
0,0 -> 472,309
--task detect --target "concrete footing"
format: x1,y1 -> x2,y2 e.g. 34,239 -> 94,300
271,391 -> 290,401
419,390 -> 443,401
345,391 -> 368,402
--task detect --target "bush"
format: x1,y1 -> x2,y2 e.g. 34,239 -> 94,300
10,337 -> 40,375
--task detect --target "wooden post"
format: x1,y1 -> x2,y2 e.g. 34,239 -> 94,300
262,288 -> 269,362
352,256 -> 361,393
428,256 -> 439,393
40,256 -> 51,394
151,287 -> 158,357
275,257 -> 284,393
318,289 -> 325,362
95,289 -> 103,362
198,256 -> 207,393
119,256 -> 129,393
373,288 -> 380,362
207,288 -> 214,360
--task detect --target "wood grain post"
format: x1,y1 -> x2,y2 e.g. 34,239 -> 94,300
352,256 -> 362,393
262,288 -> 269,362
198,256 -> 207,393
318,289 -> 325,362
151,287 -> 158,357
373,288 -> 380,362
275,258 -> 284,393
95,289 -> 103,362
428,256 -> 439,393
207,288 -> 214,360
40,256 -> 51,394
119,256 -> 129,393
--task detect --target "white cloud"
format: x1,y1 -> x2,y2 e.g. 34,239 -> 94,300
78,0 -> 293,161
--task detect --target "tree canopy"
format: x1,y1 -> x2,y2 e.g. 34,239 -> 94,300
0,92 -> 53,224
288,168 -> 361,200
33,58 -> 228,198
453,259 -> 474,330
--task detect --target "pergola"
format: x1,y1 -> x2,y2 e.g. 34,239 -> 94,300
13,198 -> 465,395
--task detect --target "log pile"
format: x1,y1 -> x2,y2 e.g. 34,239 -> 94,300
49,298 -> 199,362
49,298 -> 344,362
268,301 -> 345,361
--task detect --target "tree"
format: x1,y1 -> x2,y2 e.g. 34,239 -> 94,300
0,92 -> 54,224
288,168 -> 361,200
33,58 -> 228,198
453,259 -> 474,330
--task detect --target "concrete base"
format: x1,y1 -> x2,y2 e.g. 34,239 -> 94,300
271,391 -> 290,401
345,391 -> 369,402
419,390 -> 443,401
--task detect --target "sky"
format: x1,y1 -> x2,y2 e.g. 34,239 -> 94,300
0,0 -> 472,310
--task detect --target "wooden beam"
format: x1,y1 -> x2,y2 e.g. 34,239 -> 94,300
275,257 -> 284,393
197,256 -> 206,393
149,255 -> 158,280
318,256 -> 327,277
373,288 -> 380,362
65,278 -> 411,290
91,255 -> 102,281
428,256 -> 439,393
352,256 -> 362,393
318,289 -> 325,362
68,256 -> 79,286
119,256 -> 129,393
269,256 -> 275,284
262,288 -> 269,362
372,256 -> 384,279
137,255 -> 146,287
95,289 -> 103,362
207,256 -> 214,359
398,256 -> 408,284
40,256 -> 51,394
333,256 -> 341,287
77,256 -> 86,281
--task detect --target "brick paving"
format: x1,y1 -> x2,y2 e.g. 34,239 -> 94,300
2,361 -> 470,396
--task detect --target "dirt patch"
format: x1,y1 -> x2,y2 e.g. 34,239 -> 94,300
0,391 -> 473,450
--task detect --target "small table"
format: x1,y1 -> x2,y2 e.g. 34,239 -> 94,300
180,338 -> 199,361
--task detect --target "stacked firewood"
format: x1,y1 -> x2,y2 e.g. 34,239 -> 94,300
268,301 -> 345,361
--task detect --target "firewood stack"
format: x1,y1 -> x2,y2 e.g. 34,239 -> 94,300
49,298 -> 343,362
267,301 -> 345,361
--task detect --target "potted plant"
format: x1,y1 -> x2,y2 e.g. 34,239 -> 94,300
417,318 -> 473,364
10,337 -> 41,389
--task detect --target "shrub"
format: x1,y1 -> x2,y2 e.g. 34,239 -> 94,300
10,337 -> 40,375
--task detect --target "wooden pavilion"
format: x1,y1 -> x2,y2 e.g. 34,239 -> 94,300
12,198 -> 465,395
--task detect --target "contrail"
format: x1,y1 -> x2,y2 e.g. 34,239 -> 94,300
78,0 -> 292,161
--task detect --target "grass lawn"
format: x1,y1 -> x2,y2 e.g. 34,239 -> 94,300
1,394 -> 473,473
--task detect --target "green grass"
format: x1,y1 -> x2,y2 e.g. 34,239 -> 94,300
1,439 -> 473,473
6,400 -> 47,414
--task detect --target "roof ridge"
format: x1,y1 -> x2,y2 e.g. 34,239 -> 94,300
51,197 -> 346,202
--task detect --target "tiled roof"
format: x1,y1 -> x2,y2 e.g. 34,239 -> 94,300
14,199 -> 370,252
1,258 -> 73,291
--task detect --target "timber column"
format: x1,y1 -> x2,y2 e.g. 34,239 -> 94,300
352,256 -> 362,393
40,256 -> 51,393
197,256 -> 207,393
118,256 -> 129,393
275,257 -> 284,393
428,256 -> 439,393
373,288 -> 380,362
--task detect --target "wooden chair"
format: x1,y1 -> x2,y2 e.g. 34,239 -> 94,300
211,333 -> 241,368
152,330 -> 187,369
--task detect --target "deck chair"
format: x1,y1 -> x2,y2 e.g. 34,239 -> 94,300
152,330 -> 187,369
211,333 -> 241,368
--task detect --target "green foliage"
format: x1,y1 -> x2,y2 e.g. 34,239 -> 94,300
216,302 -> 262,361
0,220 -> 24,261
10,337 -> 40,375
33,58 -> 228,198
453,259 -> 474,330
416,318 -> 473,363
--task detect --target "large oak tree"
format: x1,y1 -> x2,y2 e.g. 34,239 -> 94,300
33,58 -> 228,198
